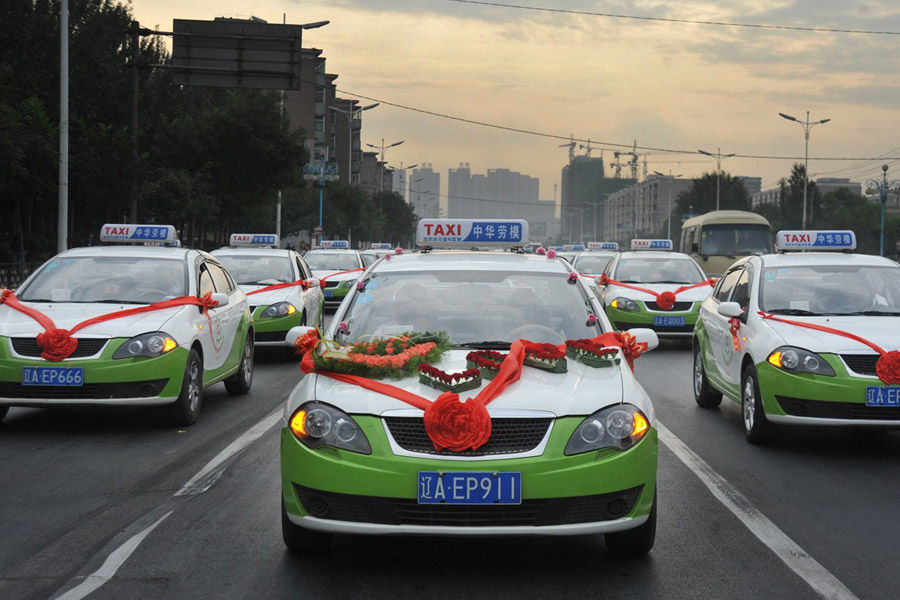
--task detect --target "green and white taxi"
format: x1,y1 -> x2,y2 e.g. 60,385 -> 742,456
596,240 -> 713,338
211,234 -> 323,350
573,242 -> 618,278
0,224 -> 254,426
693,230 -> 900,444
303,241 -> 366,310
281,219 -> 661,556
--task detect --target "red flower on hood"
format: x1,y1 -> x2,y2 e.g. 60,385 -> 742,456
423,393 -> 492,452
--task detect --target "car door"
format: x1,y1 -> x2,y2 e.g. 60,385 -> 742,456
295,253 -> 323,325
722,266 -> 753,387
206,260 -> 245,369
702,267 -> 742,385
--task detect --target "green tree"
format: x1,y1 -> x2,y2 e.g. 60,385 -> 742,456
675,171 -> 751,216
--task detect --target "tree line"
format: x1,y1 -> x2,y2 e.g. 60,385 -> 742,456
1,0 -> 416,270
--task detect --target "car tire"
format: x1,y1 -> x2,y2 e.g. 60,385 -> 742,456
742,364 -> 775,445
225,333 -> 254,394
605,492 -> 656,557
282,499 -> 333,554
169,349 -> 203,426
693,343 -> 722,408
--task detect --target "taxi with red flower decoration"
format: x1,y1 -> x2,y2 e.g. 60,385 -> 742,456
595,239 -> 714,339
280,219 -> 661,556
693,230 -> 900,444
211,234 -> 323,351
0,224 -> 254,426
303,241 -> 366,310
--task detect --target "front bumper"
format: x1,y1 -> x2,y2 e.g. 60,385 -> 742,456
605,302 -> 699,338
252,308 -> 304,346
0,337 -> 185,407
322,285 -> 349,308
756,358 -> 900,427
281,415 -> 658,536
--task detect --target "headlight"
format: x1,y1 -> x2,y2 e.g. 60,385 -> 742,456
261,302 -> 297,319
610,297 -> 639,311
340,280 -> 354,289
112,332 -> 178,359
565,404 -> 651,455
288,402 -> 371,455
767,346 -> 835,376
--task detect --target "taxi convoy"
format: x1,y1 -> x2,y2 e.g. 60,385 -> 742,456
280,219 -> 662,556
302,240 -> 367,310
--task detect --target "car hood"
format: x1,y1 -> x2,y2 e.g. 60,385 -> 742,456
0,302 -> 187,338
611,283 -> 713,303
301,349 -> 633,417
240,285 -> 292,307
763,315 -> 900,354
312,269 -> 361,282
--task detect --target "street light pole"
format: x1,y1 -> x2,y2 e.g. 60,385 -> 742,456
698,148 -> 735,211
330,102 -> 378,185
867,165 -> 900,256
366,138 -> 404,191
779,111 -> 831,229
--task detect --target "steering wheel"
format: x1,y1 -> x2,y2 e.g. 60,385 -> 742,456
506,324 -> 565,344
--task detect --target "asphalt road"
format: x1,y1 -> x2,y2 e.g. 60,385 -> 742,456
1,339 -> 897,600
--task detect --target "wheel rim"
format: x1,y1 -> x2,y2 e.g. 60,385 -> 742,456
742,377 -> 755,432
693,348 -> 703,396
242,338 -> 253,381
188,360 -> 201,413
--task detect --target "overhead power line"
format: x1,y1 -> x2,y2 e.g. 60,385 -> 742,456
446,0 -> 900,36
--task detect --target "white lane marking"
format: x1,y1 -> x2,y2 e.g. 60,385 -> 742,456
176,408 -> 283,497
53,511 -> 172,600
658,423 -> 859,600
50,408 -> 283,600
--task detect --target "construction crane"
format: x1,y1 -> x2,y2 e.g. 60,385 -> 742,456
611,141 -> 643,180
559,134 -> 576,162
579,139 -> 593,158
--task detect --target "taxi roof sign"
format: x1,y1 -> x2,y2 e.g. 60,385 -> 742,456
319,240 -> 350,249
588,242 -> 619,251
370,242 -> 392,249
229,233 -> 279,247
775,230 -> 856,251
100,224 -> 176,244
416,219 -> 528,248
631,239 -> 672,251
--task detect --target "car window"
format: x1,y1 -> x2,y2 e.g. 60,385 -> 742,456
207,262 -> 235,294
731,268 -> 751,307
760,264 -> 900,314
305,252 -> 361,271
215,255 -> 294,284
613,257 -> 704,284
296,257 -> 311,280
574,254 -> 613,275
713,269 -> 742,302
198,266 -> 216,297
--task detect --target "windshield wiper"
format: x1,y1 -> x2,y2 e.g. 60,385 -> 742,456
93,299 -> 147,305
654,280 -> 692,284
832,310 -> 900,317
17,298 -> 55,302
767,308 -> 819,316
458,341 -> 511,350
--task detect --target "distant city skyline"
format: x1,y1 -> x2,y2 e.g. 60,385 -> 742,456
132,1 -> 900,209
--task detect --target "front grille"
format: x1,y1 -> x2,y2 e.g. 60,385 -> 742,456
294,484 -> 644,527
840,354 -> 879,376
775,396 -> 900,420
614,320 -> 694,333
384,417 -> 552,456
0,379 -> 168,400
11,337 -> 107,359
644,301 -> 694,312
255,331 -> 287,342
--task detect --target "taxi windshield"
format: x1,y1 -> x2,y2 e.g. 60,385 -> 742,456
305,252 -> 359,271
574,254 -> 613,275
760,264 -> 900,315
614,257 -> 704,284
339,270 -> 603,346
19,256 -> 187,304
215,255 -> 294,284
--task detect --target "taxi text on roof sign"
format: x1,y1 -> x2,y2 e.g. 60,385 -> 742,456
631,239 -> 672,250
319,240 -> 350,249
370,242 -> 392,249
775,230 -> 857,251
100,224 -> 176,243
230,233 -> 279,247
588,242 -> 619,251
416,219 -> 529,248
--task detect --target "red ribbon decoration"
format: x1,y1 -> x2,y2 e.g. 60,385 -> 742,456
245,279 -> 314,296
590,331 -> 647,370
317,268 -> 366,289
598,274 -> 716,310
0,289 -> 219,362
729,317 -> 743,351
757,311 -> 900,385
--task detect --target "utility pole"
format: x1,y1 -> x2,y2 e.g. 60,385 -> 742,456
698,148 -> 735,211
779,111 -> 831,229
867,165 -> 900,256
58,0 -> 69,251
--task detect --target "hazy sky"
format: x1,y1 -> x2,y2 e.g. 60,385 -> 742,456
132,0 -> 900,206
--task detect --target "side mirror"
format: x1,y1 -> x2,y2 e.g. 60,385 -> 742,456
717,301 -> 743,319
307,278 -> 320,290
286,325 -> 317,347
210,292 -> 229,308
626,328 -> 659,352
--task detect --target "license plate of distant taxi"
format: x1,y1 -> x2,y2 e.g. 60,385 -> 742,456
417,472 -> 521,505
865,387 -> 900,407
323,290 -> 333,298
22,366 -> 84,386
654,316 -> 685,327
